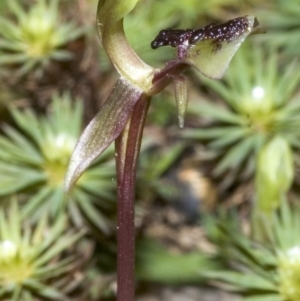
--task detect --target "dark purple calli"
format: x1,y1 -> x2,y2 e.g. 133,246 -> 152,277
151,28 -> 194,49
64,1 -> 261,300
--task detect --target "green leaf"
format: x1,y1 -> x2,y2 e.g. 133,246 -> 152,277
33,214 -> 66,257
136,239 -> 218,284
188,101 -> 246,124
0,53 -> 28,64
11,284 -> 21,301
214,135 -> 257,175
34,257 -> 74,279
0,16 -> 20,39
64,77 -> 143,190
22,187 -> 53,218
23,279 -> 68,301
242,295 -> 283,301
0,165 -> 45,196
50,50 -> 72,61
208,127 -> 250,148
22,291 -> 34,301
16,59 -> 40,76
34,231 -> 81,268
3,125 -> 43,163
0,39 -> 24,51
76,189 -> 111,233
9,201 -> 20,244
204,271 -> 277,291
7,0 -> 26,22
270,200 -> 300,251
146,143 -> 184,179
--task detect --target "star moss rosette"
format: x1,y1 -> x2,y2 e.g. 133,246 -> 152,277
0,0 -> 85,76
203,201 -> 300,301
183,45 -> 300,187
278,246 -> 300,301
0,202 -> 83,301
0,93 -> 116,232
258,0 -> 300,56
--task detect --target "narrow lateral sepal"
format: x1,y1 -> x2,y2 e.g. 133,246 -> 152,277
173,75 -> 188,128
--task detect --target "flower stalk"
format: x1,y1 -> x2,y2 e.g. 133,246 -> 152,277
115,96 -> 150,301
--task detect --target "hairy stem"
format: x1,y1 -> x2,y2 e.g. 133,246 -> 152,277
115,95 -> 150,301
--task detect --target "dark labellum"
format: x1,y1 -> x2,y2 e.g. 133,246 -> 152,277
151,16 -> 250,50
150,28 -> 194,49
188,23 -> 217,44
189,17 -> 250,44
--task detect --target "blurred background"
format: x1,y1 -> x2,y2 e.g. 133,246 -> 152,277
0,0 -> 300,300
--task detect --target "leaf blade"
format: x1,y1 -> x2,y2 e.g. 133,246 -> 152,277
64,78 -> 143,190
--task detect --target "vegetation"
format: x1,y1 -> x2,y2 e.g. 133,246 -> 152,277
203,201 -> 300,301
0,0 -> 85,76
0,0 -> 299,300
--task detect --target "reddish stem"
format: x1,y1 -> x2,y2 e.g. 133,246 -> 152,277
115,95 -> 150,301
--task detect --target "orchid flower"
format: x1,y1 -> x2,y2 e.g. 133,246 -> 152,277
64,0 -> 260,300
